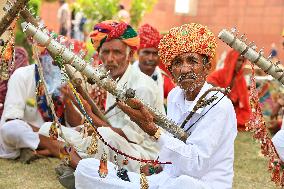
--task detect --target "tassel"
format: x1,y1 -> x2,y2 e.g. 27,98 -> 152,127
271,164 -> 281,186
123,157 -> 129,165
281,170 -> 284,187
87,132 -> 98,155
140,164 -> 149,189
49,122 -> 58,140
59,143 -> 72,165
82,122 -> 89,138
98,151 -> 108,178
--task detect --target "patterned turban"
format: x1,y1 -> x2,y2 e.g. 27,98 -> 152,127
158,23 -> 217,69
138,24 -> 161,49
90,20 -> 140,51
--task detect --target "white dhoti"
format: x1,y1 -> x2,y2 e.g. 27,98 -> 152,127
272,130 -> 284,161
75,158 -> 210,189
38,122 -> 92,158
0,119 -> 40,159
39,124 -> 151,172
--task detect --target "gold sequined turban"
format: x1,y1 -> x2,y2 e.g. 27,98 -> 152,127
158,23 -> 217,68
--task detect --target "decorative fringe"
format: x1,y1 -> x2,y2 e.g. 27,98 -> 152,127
98,151 -> 108,178
281,169 -> 284,187
140,164 -> 149,189
59,143 -> 72,165
49,121 -> 58,140
87,131 -> 98,155
246,63 -> 284,187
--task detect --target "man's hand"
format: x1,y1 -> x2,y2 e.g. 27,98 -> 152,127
141,164 -> 163,176
61,84 -> 107,127
117,98 -> 158,136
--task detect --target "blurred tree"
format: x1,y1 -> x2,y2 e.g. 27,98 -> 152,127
76,0 -> 119,27
129,0 -> 157,27
15,0 -> 41,63
76,0 -> 158,28
74,0 -> 158,58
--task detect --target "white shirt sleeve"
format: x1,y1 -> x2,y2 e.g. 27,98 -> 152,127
2,70 -> 27,122
157,106 -> 229,176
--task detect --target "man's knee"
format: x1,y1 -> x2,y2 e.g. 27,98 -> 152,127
38,122 -> 53,137
0,120 -> 30,142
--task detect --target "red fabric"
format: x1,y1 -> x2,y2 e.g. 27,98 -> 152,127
158,61 -> 172,77
207,50 -> 251,130
162,74 -> 175,99
138,24 -> 161,49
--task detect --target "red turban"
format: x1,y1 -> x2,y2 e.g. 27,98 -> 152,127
138,24 -> 161,49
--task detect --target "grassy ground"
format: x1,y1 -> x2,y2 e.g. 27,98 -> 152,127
0,132 -> 278,189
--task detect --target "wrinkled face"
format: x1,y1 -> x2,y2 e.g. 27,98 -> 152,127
235,55 -> 245,73
170,52 -> 211,92
99,39 -> 132,80
138,47 -> 159,76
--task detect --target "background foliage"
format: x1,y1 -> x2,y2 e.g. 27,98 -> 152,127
15,0 -> 41,63
14,0 -> 158,61
129,0 -> 157,27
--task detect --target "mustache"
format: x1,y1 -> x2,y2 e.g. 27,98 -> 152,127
104,64 -> 118,69
177,73 -> 197,83
145,60 -> 156,66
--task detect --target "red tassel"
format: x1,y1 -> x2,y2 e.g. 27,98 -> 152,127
271,165 -> 281,186
280,170 -> 284,187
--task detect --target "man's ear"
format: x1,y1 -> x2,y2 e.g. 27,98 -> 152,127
204,62 -> 212,73
127,50 -> 134,62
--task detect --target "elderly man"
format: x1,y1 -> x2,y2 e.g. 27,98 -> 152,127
133,24 -> 175,104
87,20 -> 165,172
39,20 -> 165,173
74,23 -> 237,189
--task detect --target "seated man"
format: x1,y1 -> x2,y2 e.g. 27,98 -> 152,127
75,23 -> 237,189
133,24 -> 175,105
0,47 -> 29,117
0,47 -> 83,163
39,20 -> 165,173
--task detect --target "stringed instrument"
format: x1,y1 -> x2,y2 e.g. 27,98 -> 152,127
0,0 -> 29,37
219,28 -> 284,187
218,28 -> 284,85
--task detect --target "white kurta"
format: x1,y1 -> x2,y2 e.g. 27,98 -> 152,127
39,64 -> 165,172
103,64 -> 165,171
0,65 -> 44,158
75,82 -> 237,189
132,61 -> 164,102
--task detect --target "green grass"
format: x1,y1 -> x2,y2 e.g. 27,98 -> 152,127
233,132 -> 277,189
0,132 -> 278,188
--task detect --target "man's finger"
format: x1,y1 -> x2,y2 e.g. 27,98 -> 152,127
117,101 -> 142,120
125,98 -> 143,109
117,101 -> 135,113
